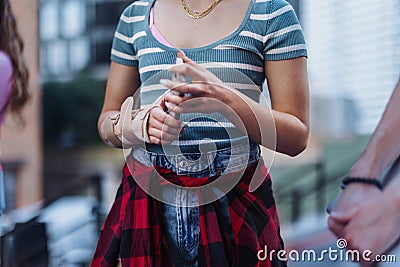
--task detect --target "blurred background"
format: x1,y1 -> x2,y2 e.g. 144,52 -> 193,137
0,0 -> 399,266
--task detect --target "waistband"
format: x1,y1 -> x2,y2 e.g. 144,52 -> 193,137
131,142 -> 260,178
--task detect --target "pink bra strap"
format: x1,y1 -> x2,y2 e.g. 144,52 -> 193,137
149,8 -> 173,47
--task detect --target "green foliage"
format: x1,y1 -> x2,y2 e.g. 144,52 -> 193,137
43,73 -> 106,147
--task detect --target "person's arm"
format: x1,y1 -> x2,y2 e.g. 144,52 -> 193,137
224,56 -> 310,156
328,78 -> 400,238
99,0 -> 186,148
98,62 -> 183,148
263,56 -> 310,156
97,62 -> 140,147
350,79 -> 400,178
98,63 -> 140,124
162,52 -> 310,157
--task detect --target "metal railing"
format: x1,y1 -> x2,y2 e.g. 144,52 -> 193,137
274,158 -> 352,223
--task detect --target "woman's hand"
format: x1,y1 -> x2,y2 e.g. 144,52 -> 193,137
160,51 -> 237,115
149,51 -> 236,144
147,99 -> 184,145
160,52 -> 309,157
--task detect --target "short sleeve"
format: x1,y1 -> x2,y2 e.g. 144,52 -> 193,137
110,6 -> 139,66
263,0 -> 307,61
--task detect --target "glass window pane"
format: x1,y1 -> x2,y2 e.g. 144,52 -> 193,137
48,41 -> 68,75
40,1 -> 59,41
69,37 -> 90,71
62,0 -> 86,38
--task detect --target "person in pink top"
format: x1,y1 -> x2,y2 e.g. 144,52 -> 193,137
0,0 -> 29,214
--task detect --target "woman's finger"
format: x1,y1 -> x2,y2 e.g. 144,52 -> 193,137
149,116 -> 181,137
164,91 -> 190,106
148,127 -> 178,142
149,136 -> 162,145
150,106 -> 180,127
160,80 -> 207,96
177,50 -> 193,64
169,59 -> 205,81
149,107 -> 182,131
148,135 -> 174,145
160,79 -> 181,91
172,97 -> 224,114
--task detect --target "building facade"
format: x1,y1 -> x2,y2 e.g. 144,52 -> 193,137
40,0 -> 130,81
302,0 -> 400,135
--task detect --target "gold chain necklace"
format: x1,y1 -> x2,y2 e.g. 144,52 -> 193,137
181,0 -> 222,19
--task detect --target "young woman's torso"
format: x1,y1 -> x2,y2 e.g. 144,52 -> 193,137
111,0 -> 307,153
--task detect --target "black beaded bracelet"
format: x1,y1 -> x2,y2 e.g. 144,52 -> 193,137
342,176 -> 383,190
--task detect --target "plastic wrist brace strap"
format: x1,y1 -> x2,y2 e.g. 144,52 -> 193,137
101,111 -> 122,148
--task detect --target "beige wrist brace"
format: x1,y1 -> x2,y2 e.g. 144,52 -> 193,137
100,97 -> 154,148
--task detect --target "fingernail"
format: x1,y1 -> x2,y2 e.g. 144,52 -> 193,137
160,79 -> 169,86
177,50 -> 186,57
171,90 -> 180,96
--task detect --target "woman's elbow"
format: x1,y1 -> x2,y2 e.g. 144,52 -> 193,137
287,137 -> 308,157
285,126 -> 309,157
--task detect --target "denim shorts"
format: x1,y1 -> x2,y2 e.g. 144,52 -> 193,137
132,142 -> 260,266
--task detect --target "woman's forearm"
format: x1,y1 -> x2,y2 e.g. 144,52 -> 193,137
98,63 -> 142,148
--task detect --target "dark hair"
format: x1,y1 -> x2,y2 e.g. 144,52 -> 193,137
0,0 -> 29,122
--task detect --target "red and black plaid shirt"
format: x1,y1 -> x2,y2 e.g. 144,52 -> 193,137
91,158 -> 286,267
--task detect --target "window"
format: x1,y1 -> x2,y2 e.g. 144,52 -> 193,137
40,0 -> 89,79
40,0 -> 129,80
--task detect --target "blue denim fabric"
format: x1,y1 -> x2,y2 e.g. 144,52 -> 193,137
132,142 -> 260,266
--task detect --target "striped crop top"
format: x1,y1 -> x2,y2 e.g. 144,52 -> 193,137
111,0 -> 307,154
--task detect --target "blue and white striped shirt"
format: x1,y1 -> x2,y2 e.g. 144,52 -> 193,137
111,0 -> 307,154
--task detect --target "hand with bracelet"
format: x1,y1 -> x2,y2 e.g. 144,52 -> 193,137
328,79 -> 400,266
327,172 -> 383,241
329,175 -> 400,267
